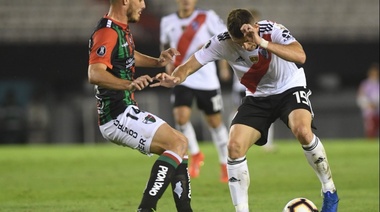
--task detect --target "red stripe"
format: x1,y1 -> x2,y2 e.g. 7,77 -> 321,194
162,151 -> 181,165
174,13 -> 207,67
240,34 -> 272,93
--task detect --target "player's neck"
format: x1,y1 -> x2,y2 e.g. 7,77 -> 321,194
107,7 -> 128,24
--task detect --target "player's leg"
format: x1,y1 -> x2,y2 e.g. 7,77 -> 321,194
172,86 -> 203,178
138,123 -> 192,212
288,108 -> 339,212
227,124 -> 260,212
204,113 -> 229,182
198,89 -> 228,182
174,105 -> 203,178
170,154 -> 193,212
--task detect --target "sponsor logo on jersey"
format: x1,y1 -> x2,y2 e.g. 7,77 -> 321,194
143,114 -> 156,124
149,165 -> 168,196
249,56 -> 259,63
96,46 -> 106,57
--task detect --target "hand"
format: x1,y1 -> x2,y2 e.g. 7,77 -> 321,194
158,48 -> 180,67
240,23 -> 261,51
150,72 -> 180,88
130,75 -> 153,91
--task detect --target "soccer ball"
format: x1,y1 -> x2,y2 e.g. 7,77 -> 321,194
283,197 -> 318,212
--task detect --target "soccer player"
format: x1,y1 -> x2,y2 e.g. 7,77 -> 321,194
356,62 -> 379,138
159,0 -> 230,182
230,8 -> 276,152
87,0 -> 192,211
152,8 -> 339,212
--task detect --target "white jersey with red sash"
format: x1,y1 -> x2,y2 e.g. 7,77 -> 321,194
160,9 -> 226,90
194,20 -> 307,97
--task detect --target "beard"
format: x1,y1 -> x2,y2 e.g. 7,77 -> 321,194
127,7 -> 139,23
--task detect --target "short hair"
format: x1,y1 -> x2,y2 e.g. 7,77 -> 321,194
227,9 -> 255,39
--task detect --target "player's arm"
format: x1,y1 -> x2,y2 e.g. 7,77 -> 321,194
151,55 -> 203,88
134,48 -> 180,68
88,63 -> 153,91
242,23 -> 306,64
262,40 -> 306,65
160,42 -> 175,74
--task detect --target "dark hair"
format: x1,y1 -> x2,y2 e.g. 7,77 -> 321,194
227,9 -> 255,39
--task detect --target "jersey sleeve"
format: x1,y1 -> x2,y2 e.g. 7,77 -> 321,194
89,27 -> 118,69
206,10 -> 227,35
194,34 -> 223,65
270,22 -> 297,45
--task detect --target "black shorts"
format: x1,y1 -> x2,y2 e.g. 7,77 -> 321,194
231,86 -> 316,146
172,85 -> 223,115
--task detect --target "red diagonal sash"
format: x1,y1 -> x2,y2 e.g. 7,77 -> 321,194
240,34 -> 272,93
174,13 -> 207,67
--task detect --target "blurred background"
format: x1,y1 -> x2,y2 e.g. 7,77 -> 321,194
0,0 -> 378,144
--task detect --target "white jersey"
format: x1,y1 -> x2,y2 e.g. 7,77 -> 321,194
195,20 -> 307,97
160,9 -> 226,90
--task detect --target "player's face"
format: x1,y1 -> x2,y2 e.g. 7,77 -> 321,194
127,0 -> 146,23
176,0 -> 197,11
231,36 -> 258,51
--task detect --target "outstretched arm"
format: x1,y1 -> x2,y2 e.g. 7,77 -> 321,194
151,55 -> 203,88
134,48 -> 180,68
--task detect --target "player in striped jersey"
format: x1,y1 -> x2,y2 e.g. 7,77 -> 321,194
88,0 -> 192,211
159,0 -> 230,182
153,8 -> 339,212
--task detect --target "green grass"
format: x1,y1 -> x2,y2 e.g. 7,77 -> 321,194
0,139 -> 378,212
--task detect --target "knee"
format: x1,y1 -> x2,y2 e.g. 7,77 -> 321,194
174,133 -> 189,157
291,124 -> 313,144
227,138 -> 245,159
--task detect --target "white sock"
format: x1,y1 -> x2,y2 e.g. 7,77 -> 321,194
209,124 -> 228,164
302,134 -> 336,193
227,157 -> 250,212
176,122 -> 199,155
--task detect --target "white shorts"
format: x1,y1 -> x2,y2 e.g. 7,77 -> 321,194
99,105 -> 166,155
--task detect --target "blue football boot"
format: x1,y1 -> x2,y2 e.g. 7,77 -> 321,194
321,190 -> 339,212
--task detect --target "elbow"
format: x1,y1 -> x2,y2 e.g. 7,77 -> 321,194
88,70 -> 98,85
297,53 -> 306,65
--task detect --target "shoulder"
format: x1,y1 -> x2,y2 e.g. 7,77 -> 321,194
203,31 -> 230,51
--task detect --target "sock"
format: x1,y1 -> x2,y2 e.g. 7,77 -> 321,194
302,134 -> 336,193
176,122 -> 199,155
227,156 -> 250,212
138,151 -> 182,211
209,124 -> 228,164
171,155 -> 193,212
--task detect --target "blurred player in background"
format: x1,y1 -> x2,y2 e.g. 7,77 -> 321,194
160,0 -> 231,182
87,0 -> 192,211
357,62 -> 379,139
153,8 -> 339,212
230,8 -> 276,152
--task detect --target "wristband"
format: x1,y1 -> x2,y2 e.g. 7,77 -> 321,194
260,39 -> 269,49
